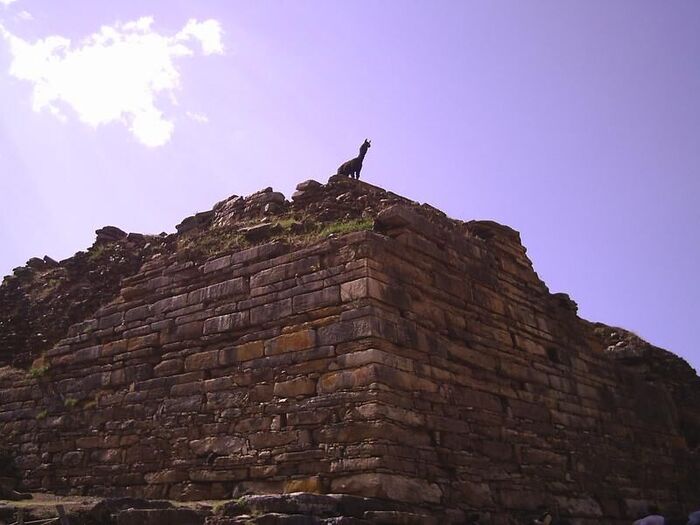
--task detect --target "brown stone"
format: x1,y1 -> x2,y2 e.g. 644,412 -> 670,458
330,473 -> 442,504
184,350 -> 219,371
283,476 -> 323,494
219,341 -> 265,365
2,177 -> 699,525
189,468 -> 248,482
273,377 -> 317,398
115,508 -> 205,525
203,312 -> 249,334
190,277 -> 248,304
190,436 -> 247,456
293,286 -> 340,313
145,469 -> 190,484
126,333 -> 160,351
154,359 -> 184,377
363,511 -> 438,525
265,330 -> 316,356
250,299 -> 292,326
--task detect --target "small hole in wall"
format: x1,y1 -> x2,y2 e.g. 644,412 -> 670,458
546,347 -> 560,363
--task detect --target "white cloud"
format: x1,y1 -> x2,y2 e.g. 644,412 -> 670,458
186,110 -> 209,123
0,16 -> 224,147
0,0 -> 19,7
16,10 -> 33,21
177,19 -> 224,55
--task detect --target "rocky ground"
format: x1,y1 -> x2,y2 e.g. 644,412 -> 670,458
0,492 -> 458,525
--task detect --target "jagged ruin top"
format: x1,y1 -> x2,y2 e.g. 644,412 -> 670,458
0,176 -> 509,366
0,174 -> 696,385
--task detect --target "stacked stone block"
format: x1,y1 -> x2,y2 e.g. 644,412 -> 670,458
1,192 -> 698,524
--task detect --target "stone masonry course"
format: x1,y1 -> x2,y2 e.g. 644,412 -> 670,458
1,176 -> 699,524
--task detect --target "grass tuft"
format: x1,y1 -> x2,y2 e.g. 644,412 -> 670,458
317,218 -> 374,238
29,364 -> 50,379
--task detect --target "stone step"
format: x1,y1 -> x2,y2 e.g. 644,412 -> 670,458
115,508 -> 206,525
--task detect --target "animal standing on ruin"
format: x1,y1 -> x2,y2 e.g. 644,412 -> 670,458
337,139 -> 371,180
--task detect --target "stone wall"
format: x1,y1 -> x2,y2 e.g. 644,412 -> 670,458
1,181 -> 698,524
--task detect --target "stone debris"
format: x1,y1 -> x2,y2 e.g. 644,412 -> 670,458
177,211 -> 215,234
205,493 -> 437,525
0,229 -> 164,366
96,225 -> 129,243
240,223 -> 282,242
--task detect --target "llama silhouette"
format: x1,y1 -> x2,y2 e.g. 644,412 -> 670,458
337,139 -> 371,180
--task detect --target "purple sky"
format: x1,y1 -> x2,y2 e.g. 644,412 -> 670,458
1,1 -> 699,371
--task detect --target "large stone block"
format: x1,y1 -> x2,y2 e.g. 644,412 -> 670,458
219,341 -> 265,364
230,241 -> 288,266
265,330 -> 316,356
317,318 -> 379,346
318,364 -> 437,394
125,305 -> 152,323
251,256 -> 321,289
293,287 -> 340,314
189,277 -> 248,305
330,473 -> 442,504
203,255 -> 232,274
274,377 -> 317,398
115,508 -> 205,525
153,294 -> 188,315
250,299 -> 292,325
184,350 -> 219,371
335,348 -> 414,373
126,333 -> 160,351
203,312 -> 249,334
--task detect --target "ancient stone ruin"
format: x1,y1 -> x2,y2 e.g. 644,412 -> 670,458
1,176 -> 698,524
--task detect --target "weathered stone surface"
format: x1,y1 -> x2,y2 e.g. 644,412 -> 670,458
1,177 -> 698,524
176,210 -> 214,234
96,225 -> 128,243
241,223 -> 282,242
203,312 -> 249,334
84,498 -> 176,523
190,436 -> 247,456
293,287 -> 340,314
330,474 -> 442,504
296,180 -> 322,192
362,511 -> 437,525
274,377 -> 317,398
265,330 -> 316,356
185,350 -> 219,371
116,508 -> 205,525
219,341 -> 265,364
245,514 -> 319,525
251,299 -> 292,326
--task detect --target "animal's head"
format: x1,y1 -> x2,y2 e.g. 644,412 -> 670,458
361,139 -> 371,152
